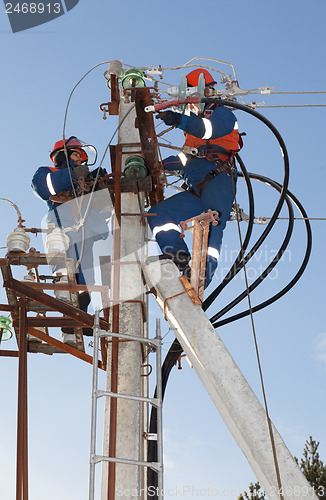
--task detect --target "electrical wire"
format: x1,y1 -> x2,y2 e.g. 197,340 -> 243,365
202,154 -> 255,308
208,188 -> 296,323
0,198 -> 23,224
62,61 -> 110,139
58,61 -> 318,489
267,91 -> 326,95
202,99 -> 290,310
257,104 -> 326,108
265,217 -> 326,221
211,174 -> 312,328
229,168 -> 284,500
147,98 -> 313,495
76,103 -> 136,227
70,104 -> 135,271
58,61 -> 135,271
50,61 -> 110,272
61,61 -> 110,214
161,56 -> 237,81
208,169 -> 295,320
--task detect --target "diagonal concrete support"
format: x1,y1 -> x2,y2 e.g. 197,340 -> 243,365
144,259 -> 317,500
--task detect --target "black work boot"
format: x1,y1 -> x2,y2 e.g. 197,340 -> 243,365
78,291 -> 91,312
159,251 -> 191,272
61,291 -> 93,337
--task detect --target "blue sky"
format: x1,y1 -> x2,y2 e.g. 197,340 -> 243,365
0,1 -> 326,499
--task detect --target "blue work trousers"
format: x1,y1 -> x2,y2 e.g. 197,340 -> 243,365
148,172 -> 235,285
46,204 -> 109,286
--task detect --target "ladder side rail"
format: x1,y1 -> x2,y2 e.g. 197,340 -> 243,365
89,309 -> 101,500
89,313 -> 164,499
155,319 -> 164,500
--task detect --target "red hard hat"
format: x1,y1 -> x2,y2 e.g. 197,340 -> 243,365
50,136 -> 88,164
186,68 -> 216,87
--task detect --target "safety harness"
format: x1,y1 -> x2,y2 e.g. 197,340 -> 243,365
183,157 -> 234,200
183,139 -> 243,200
181,104 -> 244,199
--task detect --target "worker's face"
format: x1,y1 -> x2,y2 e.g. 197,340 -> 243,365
70,150 -> 82,166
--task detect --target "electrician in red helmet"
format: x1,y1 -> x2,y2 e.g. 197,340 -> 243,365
32,136 -> 111,337
148,69 -> 242,287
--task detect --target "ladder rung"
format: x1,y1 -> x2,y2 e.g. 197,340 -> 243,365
92,454 -> 163,473
144,433 -> 158,441
96,390 -> 161,407
95,328 -> 161,347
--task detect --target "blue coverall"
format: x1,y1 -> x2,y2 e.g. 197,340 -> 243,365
32,160 -> 109,286
148,105 -> 239,286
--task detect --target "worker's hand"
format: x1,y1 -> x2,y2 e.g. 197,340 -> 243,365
156,110 -> 182,126
73,165 -> 89,179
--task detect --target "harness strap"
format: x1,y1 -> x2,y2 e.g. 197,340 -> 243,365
196,161 -> 232,195
183,162 -> 232,200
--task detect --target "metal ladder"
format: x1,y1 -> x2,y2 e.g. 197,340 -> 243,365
89,309 -> 164,500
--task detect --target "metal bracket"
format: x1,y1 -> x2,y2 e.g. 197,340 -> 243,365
229,204 -> 268,224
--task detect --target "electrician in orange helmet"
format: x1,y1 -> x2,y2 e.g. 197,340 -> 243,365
148,69 -> 242,287
32,136 -> 111,337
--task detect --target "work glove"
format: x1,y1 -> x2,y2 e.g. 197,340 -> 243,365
89,167 -> 108,190
156,110 -> 182,126
73,164 -> 89,179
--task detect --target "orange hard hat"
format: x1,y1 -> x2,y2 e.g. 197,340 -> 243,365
186,68 -> 216,87
50,136 -> 88,164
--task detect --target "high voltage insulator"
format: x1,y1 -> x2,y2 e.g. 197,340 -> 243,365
0,315 -> 13,341
123,155 -> 148,181
45,228 -> 70,254
108,59 -> 122,77
6,227 -> 30,252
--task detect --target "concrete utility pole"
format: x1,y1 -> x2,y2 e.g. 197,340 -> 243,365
101,100 -> 147,499
144,259 -> 318,500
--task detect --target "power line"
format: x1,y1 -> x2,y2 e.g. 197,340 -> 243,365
269,91 -> 326,95
262,217 -> 326,221
258,104 -> 326,108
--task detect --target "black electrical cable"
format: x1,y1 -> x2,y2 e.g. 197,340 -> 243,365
212,174 -> 312,328
147,99 -> 291,493
147,338 -> 183,490
202,154 -> 255,310
203,100 -> 290,311
209,173 -> 295,324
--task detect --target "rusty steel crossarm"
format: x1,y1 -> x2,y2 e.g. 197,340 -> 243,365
26,326 -> 104,370
0,350 -> 19,357
134,87 -> 165,206
22,281 -> 109,294
4,276 -> 110,330
0,258 -> 19,317
0,303 -> 14,311
5,253 -> 66,267
25,317 -> 86,328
